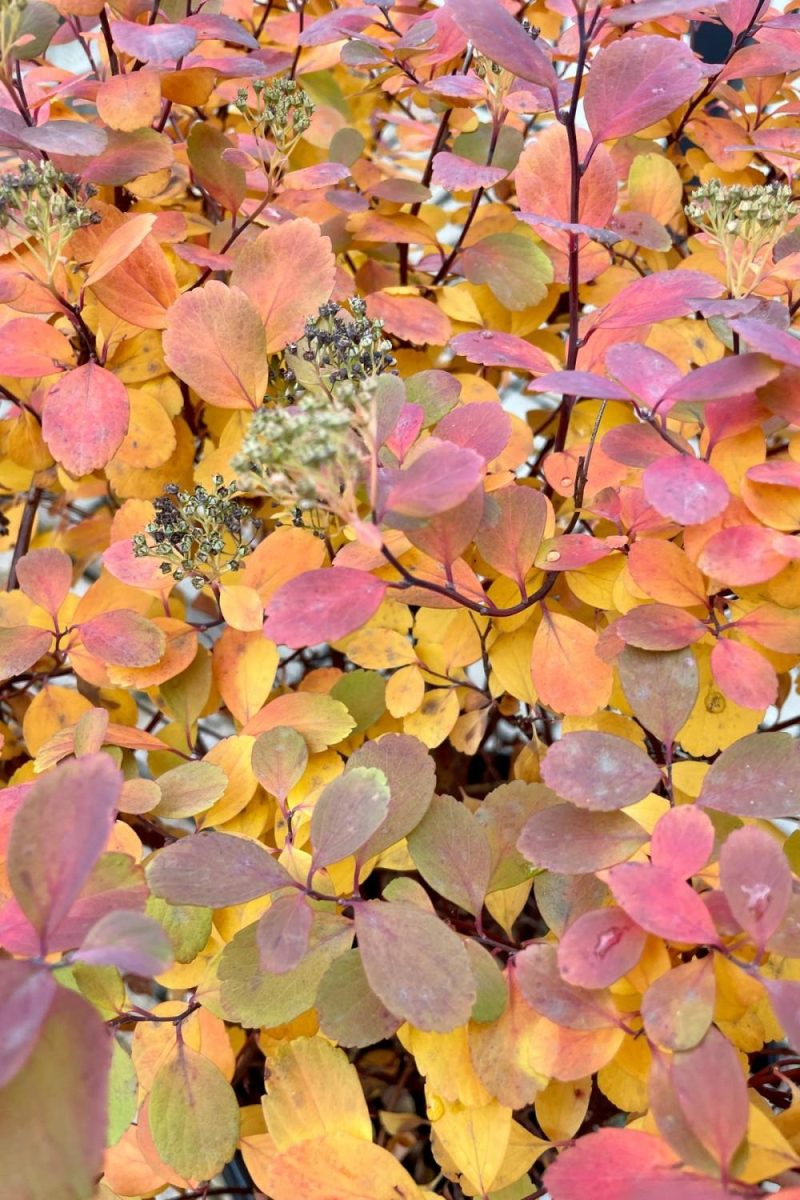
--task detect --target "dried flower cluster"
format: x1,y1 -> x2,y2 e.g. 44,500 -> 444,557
686,179 -> 795,295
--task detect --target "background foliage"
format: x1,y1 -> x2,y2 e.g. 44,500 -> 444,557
2,0 -> 800,1197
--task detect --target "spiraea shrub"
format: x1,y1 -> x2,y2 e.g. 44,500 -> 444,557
3,0 -> 800,1197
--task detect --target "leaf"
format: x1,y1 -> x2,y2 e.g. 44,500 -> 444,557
544,1128 -> 683,1200
541,732 -> 662,811
0,960 -> 56,1087
450,330 -> 554,374
765,979 -> 800,1051
149,1045 -> 239,1180
606,863 -> 719,945
0,987 -> 111,1200
641,958 -> 715,1051
617,646 -> 699,744
447,0 -> 557,93
642,456 -> 729,526
557,907 -> 647,989
593,270 -> 724,330
247,1131 -> 422,1200
432,1099 -> 512,1196
345,732 -> 436,862
95,71 -> 162,133
77,910 -> 173,976
614,604 -> 708,651
80,609 -> 165,667
431,151 -> 508,191
459,233 -> 553,310
531,612 -> 613,716
316,949 -> 401,1047
230,218 -> 335,352
256,892 -> 313,974
650,806 -> 714,878
528,371 -> 632,400
251,727 -> 309,802
383,440 -> 485,521
187,123 -> 245,216
584,36 -> 705,142
162,282 -> 268,409
15,548 -> 72,616
8,754 -> 122,949
719,825 -> 792,949
151,760 -> 228,819
262,1036 -> 372,1150
662,353 -> 778,403
42,363 -> 129,477
0,317 -> 74,377
627,540 -> 706,607
243,692 -> 356,748
519,806 -> 648,874
310,766 -> 390,870
698,731 -> 800,817
0,626 -> 52,681
697,524 -> 797,586
354,900 -> 476,1032
515,944 -> 619,1030
110,18 -> 197,61
264,565 -> 388,649
476,485 -> 549,588
407,793 -> 493,917
710,639 -> 778,710
84,213 -> 157,287
435,401 -> 512,465
671,1028 -> 749,1172
146,831 -> 293,907
366,293 -> 451,347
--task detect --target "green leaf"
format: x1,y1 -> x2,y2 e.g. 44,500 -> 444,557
407,794 -> 492,917
106,1039 -> 137,1147
459,232 -> 553,311
146,896 -> 213,964
149,1045 -> 239,1180
316,950 -> 400,1048
465,939 -> 509,1023
311,766 -> 390,870
330,670 -> 386,734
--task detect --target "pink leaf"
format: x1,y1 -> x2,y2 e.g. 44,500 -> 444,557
515,943 -> 618,1030
435,402 -> 511,464
431,152 -> 508,191
719,825 -> 792,949
146,830 -> 293,907
447,0 -> 557,93
766,979 -> 800,1051
0,318 -> 74,377
42,363 -> 129,478
476,485 -> 549,587
527,371 -> 632,400
0,626 -> 52,681
541,731 -> 661,811
265,567 -> 387,648
80,609 -> 166,667
593,270 -> 724,330
7,755 -> 122,949
110,18 -> 197,62
699,731 -> 800,818
557,907 -> 647,989
77,910 -> 172,976
518,806 -> 648,874
650,807 -> 714,879
15,549 -> 72,616
536,534 -> 622,571
382,440 -> 484,521
615,604 -> 708,651
662,354 -> 779,404
710,639 -> 778,710
545,1128 -> 682,1200
584,36 -> 705,142
450,330 -> 554,374
697,524 -> 795,586
643,456 -> 729,525
0,961 -> 56,1087
606,862 -> 720,944
730,316 -> 800,367
671,1028 -> 749,1172
606,343 -> 682,408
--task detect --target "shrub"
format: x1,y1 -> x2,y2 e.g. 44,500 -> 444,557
1,0 -> 800,1198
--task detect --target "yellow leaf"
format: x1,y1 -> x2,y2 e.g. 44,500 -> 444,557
213,628 -> 279,725
398,1024 -> 492,1107
535,1077 -> 592,1141
736,1103 -> 800,1183
676,644 -> 761,756
342,627 -> 417,670
386,665 -> 425,718
219,584 -> 265,632
243,692 -> 355,749
198,734 -> 257,826
262,1037 -> 371,1151
431,1099 -> 512,1196
246,1131 -> 422,1199
403,688 -> 460,748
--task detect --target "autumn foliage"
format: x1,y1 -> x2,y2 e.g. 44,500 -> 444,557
4,0 -> 800,1197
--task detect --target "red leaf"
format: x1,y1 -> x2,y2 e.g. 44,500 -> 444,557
671,1028 -> 749,1171
0,318 -> 74,377
719,825 -> 792,949
518,806 -> 648,874
542,731 -> 661,811
0,961 -> 56,1087
110,18 -> 197,62
515,943 -> 618,1030
661,353 -> 779,404
643,456 -> 729,526
265,567 -> 387,648
584,36 -> 705,142
710,639 -> 778,710
528,371 -> 632,400
593,270 -> 724,331
606,863 -> 720,944
557,907 -> 647,989
435,402 -> 511,464
449,330 -> 554,374
650,806 -> 714,879
42,363 -> 129,478
382,440 -> 484,521
15,548 -> 72,616
447,0 -> 557,93
545,1128 -> 681,1200
615,604 -> 708,651
7,755 -> 122,949
80,609 -> 166,667
0,626 -> 52,681
698,731 -> 800,818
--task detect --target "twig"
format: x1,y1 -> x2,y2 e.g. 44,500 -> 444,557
7,486 -> 43,591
